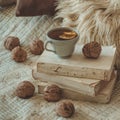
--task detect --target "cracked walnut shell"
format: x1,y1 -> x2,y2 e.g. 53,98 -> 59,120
30,39 -> 44,55
56,100 -> 75,118
82,41 -> 102,59
16,81 -> 35,99
4,36 -> 20,50
43,84 -> 62,102
12,46 -> 27,62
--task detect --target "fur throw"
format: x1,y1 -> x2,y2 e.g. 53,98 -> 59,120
55,0 -> 120,46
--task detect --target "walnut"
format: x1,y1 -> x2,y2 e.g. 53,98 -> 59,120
12,46 -> 27,62
43,84 -> 62,102
4,36 -> 20,51
55,100 -> 75,118
16,81 -> 35,99
30,39 -> 44,55
82,41 -> 102,59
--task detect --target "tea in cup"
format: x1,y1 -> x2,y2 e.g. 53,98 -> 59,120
45,27 -> 79,57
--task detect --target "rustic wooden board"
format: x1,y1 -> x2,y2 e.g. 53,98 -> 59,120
33,69 -> 106,96
38,71 -> 117,104
37,45 -> 116,81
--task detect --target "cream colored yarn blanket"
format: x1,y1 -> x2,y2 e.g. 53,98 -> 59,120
0,4 -> 120,120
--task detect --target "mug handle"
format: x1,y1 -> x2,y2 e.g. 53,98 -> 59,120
45,41 -> 56,53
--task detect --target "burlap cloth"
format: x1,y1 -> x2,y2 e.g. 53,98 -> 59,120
0,6 -> 120,120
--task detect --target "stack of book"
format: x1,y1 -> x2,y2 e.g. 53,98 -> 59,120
32,44 -> 117,103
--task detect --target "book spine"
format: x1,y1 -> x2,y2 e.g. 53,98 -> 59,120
37,63 -> 110,81
38,82 -> 110,104
32,70 -> 102,96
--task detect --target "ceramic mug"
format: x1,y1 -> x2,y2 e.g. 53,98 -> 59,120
45,27 -> 79,58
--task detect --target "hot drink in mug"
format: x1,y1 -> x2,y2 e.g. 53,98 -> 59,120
45,27 -> 79,57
